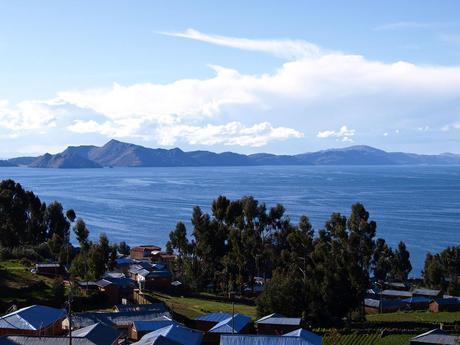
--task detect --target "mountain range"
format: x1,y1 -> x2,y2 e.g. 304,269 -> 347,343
3,139 -> 460,168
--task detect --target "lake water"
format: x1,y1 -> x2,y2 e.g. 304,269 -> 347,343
0,165 -> 459,276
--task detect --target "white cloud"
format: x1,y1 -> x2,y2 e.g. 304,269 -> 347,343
442,122 -> 460,131
317,125 -> 355,142
383,132 -> 389,136
160,28 -> 325,60
2,29 -> 460,151
0,99 -> 60,131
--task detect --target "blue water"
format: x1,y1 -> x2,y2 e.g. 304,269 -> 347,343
0,165 -> 459,277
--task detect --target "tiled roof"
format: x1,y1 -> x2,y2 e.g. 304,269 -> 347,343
0,305 -> 66,330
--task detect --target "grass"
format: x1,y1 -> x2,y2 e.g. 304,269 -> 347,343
0,260 -> 57,312
147,291 -> 258,319
367,310 -> 460,323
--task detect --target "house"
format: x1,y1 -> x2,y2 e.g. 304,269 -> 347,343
114,257 -> 135,274
220,329 -> 322,345
380,289 -> 412,300
283,329 -> 322,344
194,312 -> 234,332
384,281 -> 409,291
364,299 -> 402,314
401,297 -> 431,310
70,322 -> 120,345
412,288 -> 442,299
0,305 -> 66,336
63,310 -> 172,331
132,324 -> 203,345
130,246 -> 162,261
0,322 -> 120,345
205,313 -> 252,344
129,263 -> 172,290
410,329 -> 459,345
429,298 -> 460,313
129,316 -> 180,341
255,313 -> 301,335
77,276 -> 135,305
114,303 -> 168,313
34,263 -> 63,276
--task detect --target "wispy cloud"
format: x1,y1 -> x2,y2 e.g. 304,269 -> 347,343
159,28 -> 325,60
374,21 -> 453,31
317,126 -> 355,142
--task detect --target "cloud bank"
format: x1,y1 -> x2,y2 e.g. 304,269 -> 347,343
1,29 -> 460,153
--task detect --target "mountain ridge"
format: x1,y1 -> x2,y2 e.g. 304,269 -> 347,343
4,140 -> 460,168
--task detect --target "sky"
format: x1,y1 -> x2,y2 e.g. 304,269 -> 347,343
1,0 -> 460,157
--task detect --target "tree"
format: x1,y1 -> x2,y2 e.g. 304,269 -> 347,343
66,209 -> 76,222
118,241 -> 130,255
391,241 -> 412,281
372,238 -> 394,281
74,218 -> 90,251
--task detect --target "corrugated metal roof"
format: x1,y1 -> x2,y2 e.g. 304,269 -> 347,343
433,298 -> 460,306
132,324 -> 203,345
364,298 -> 402,309
410,329 -> 459,345
0,305 -> 66,330
71,322 -> 120,345
412,288 -> 441,296
114,303 -> 167,313
283,329 -> 322,345
71,310 -> 171,328
195,312 -> 233,322
209,313 -> 251,334
220,335 -> 320,345
133,318 -> 179,332
256,313 -> 301,326
0,336 -> 94,345
401,297 -> 431,304
381,290 -> 412,297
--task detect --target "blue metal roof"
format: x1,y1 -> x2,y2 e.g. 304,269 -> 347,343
195,312 -> 233,322
401,296 -> 431,304
71,310 -> 172,328
71,322 -> 120,345
220,335 -> 321,345
115,303 -> 167,313
209,313 -> 251,334
256,313 -> 301,326
133,324 -> 203,345
283,329 -> 322,345
133,318 -> 180,332
434,298 -> 460,305
0,305 -> 66,330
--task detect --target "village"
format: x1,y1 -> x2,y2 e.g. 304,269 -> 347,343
0,244 -> 459,345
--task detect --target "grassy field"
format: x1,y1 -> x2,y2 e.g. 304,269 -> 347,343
0,260 -> 57,312
148,291 -> 258,319
367,310 -> 460,323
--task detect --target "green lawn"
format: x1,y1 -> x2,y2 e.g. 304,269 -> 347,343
147,291 -> 258,319
367,310 -> 460,323
0,260 -> 58,312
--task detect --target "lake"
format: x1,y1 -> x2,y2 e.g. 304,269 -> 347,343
1,165 -> 459,276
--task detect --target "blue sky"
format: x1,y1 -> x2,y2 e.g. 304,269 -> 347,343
1,1 -> 460,157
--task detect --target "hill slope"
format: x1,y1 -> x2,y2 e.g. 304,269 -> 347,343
9,140 -> 460,168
